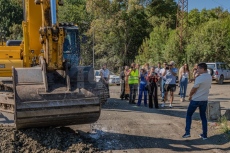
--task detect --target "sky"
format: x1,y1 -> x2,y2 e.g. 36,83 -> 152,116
188,0 -> 230,12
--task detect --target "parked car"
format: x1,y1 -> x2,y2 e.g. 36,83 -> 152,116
206,62 -> 230,84
94,70 -> 120,85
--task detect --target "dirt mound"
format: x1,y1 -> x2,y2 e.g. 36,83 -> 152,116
0,127 -> 100,153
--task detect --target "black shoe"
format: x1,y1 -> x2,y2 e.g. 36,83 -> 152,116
199,134 -> 207,140
182,133 -> 191,138
132,102 -> 136,104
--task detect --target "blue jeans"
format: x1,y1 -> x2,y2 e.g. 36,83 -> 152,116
180,78 -> 188,98
185,100 -> 208,137
137,83 -> 147,106
161,79 -> 166,100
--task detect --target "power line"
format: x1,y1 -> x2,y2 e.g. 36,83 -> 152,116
210,0 -> 230,11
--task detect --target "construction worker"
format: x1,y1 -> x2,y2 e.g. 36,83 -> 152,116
127,63 -> 139,104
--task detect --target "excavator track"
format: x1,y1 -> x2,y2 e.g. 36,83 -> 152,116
0,78 -> 14,114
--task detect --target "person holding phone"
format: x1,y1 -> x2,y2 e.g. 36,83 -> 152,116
161,61 -> 178,108
182,63 -> 212,140
147,67 -> 159,108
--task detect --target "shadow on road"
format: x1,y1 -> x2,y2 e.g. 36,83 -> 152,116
102,98 -> 202,120
88,129 -> 230,152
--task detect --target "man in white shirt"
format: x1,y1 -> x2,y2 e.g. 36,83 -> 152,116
100,64 -> 110,98
182,63 -> 212,140
155,62 -> 161,76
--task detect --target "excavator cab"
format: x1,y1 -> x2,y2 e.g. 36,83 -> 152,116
62,26 -> 80,66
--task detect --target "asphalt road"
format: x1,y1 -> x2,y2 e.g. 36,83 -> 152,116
0,81 -> 229,153
83,81 -> 230,153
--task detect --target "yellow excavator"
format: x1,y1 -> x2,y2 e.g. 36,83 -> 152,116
0,0 -> 108,129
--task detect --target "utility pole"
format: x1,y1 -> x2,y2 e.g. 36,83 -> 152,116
176,0 -> 188,62
92,27 -> 95,68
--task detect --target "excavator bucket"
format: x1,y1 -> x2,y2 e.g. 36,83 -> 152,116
12,65 -> 101,129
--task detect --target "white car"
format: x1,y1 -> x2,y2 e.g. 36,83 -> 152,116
206,62 -> 230,84
94,70 -> 120,85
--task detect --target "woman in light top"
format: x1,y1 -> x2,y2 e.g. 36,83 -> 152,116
179,64 -> 190,102
192,64 -> 199,80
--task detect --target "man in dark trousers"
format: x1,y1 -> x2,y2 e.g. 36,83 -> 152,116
147,66 -> 159,109
182,63 -> 212,140
120,66 -> 125,100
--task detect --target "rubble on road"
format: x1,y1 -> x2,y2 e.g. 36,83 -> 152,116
0,127 -> 101,153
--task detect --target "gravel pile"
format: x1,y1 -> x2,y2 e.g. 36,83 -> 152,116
0,126 -> 101,153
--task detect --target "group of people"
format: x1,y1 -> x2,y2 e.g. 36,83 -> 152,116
119,62 -> 212,140
119,61 -> 207,109
120,61 -> 182,108
101,62 -> 213,140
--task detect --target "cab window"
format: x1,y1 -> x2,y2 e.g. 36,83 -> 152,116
221,64 -> 226,70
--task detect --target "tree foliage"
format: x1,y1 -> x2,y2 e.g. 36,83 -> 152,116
0,0 -> 23,39
1,0 -> 230,72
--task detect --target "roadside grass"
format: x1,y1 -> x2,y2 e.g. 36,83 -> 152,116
218,116 -> 230,139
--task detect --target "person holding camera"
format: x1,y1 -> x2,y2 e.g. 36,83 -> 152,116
100,64 -> 110,98
161,61 -> 178,108
147,66 -> 159,108
127,63 -> 139,104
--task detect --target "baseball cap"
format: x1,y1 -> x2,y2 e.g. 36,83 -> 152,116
169,61 -> 175,65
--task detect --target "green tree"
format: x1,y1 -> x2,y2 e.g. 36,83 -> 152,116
145,0 -> 177,29
0,0 -> 23,38
186,18 -> 230,64
85,0 -> 150,71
